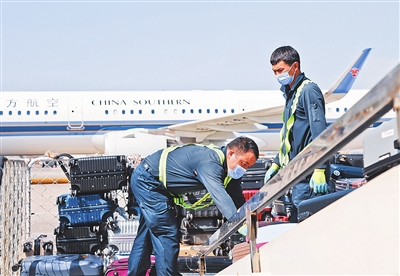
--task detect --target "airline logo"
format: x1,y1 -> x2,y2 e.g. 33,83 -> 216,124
349,68 -> 360,77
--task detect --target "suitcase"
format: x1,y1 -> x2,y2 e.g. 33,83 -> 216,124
333,178 -> 367,191
23,234 -> 54,257
178,256 -> 232,274
14,254 -> 104,276
57,193 -> 117,227
240,159 -> 268,189
180,190 -> 223,245
55,224 -> 107,254
363,153 -> 400,180
106,219 -> 139,255
297,189 -> 355,222
69,155 -> 128,195
330,153 -> 364,168
104,256 -> 155,276
330,164 -> 364,179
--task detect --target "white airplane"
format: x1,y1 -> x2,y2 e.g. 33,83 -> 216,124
1,48 -> 392,157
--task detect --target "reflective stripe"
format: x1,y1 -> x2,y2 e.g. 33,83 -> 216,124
158,143 -> 232,210
278,80 -> 312,168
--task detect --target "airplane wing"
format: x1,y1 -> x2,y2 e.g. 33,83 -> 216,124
149,106 -> 282,142
149,48 -> 372,143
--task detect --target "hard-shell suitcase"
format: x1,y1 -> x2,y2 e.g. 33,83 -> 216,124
330,164 -> 364,179
69,155 -> 128,195
23,234 -> 54,257
297,189 -> 355,222
330,153 -> 364,168
55,224 -> 107,254
240,159 -> 268,189
57,193 -> 117,227
14,254 -> 104,276
106,219 -> 139,255
104,256 -> 155,276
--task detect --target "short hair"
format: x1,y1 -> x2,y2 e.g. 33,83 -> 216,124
227,136 -> 259,159
270,46 -> 301,69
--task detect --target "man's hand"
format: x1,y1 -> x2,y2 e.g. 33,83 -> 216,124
309,169 -> 328,194
264,163 -> 280,183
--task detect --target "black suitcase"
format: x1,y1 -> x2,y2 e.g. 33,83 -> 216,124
330,153 -> 364,168
23,235 -> 54,257
14,254 -> 104,275
57,193 -> 117,227
178,256 -> 232,273
240,159 -> 268,189
69,155 -> 128,195
54,224 -> 107,254
180,190 -> 223,245
363,153 -> 400,181
297,189 -> 355,222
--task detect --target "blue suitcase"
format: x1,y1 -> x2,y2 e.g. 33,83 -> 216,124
57,193 -> 117,227
14,254 -> 104,276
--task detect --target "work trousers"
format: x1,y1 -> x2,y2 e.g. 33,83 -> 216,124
128,163 -> 181,276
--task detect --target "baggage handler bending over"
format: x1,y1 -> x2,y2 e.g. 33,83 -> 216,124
264,45 -> 332,221
128,136 -> 259,276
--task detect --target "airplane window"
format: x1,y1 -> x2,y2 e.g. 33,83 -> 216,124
53,110 -> 57,115
18,111 -> 21,115
122,110 -> 126,115
182,109 -> 186,114
190,109 -> 194,114
327,107 -> 332,113
336,108 -> 340,112
215,109 -> 218,114
231,109 -> 234,113
164,109 -> 168,114
207,109 -> 210,114
139,110 -> 142,114
8,111 -> 12,115
27,111 -> 30,115
113,110 -> 118,115
344,108 -> 348,112
223,109 -> 226,113
198,109 -> 202,114
36,111 -> 39,115
0,111 -> 3,115
174,109 -> 178,114
44,110 -> 48,115
105,110 -> 109,115
151,110 -> 155,114
130,110 -> 134,114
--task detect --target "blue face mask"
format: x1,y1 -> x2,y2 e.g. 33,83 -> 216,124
228,155 -> 247,179
276,64 -> 295,86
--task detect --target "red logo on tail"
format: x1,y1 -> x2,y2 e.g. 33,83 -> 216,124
350,68 -> 360,77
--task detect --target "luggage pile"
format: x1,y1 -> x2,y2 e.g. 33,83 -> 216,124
13,155 -> 140,275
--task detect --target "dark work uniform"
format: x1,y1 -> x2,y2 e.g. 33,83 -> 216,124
128,145 -> 245,276
273,73 -> 331,210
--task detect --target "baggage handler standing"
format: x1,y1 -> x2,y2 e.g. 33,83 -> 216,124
264,45 -> 332,220
128,136 -> 259,276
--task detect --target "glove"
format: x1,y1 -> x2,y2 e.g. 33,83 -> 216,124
309,168 -> 328,194
238,223 -> 248,237
264,163 -> 280,183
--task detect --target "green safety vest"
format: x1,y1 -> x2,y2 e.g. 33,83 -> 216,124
159,143 -> 232,210
278,80 -> 312,168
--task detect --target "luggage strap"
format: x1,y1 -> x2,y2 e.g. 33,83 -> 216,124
159,143 -> 232,210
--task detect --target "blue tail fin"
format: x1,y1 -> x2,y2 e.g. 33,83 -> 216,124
324,48 -> 371,102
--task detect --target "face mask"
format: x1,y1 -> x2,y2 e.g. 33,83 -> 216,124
276,64 -> 295,86
227,154 -> 247,179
